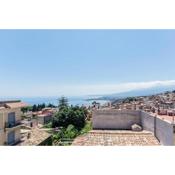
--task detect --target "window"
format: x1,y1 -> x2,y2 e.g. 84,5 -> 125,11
7,131 -> 15,145
7,112 -> 16,127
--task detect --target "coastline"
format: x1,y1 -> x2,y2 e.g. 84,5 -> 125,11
0,96 -> 109,106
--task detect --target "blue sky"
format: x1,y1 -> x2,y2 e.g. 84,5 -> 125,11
0,30 -> 175,97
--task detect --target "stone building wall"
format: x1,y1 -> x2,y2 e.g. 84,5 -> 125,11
93,110 -> 141,130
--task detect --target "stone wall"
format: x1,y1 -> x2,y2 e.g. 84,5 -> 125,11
155,118 -> 174,146
141,111 -> 155,133
93,110 -> 175,145
93,110 -> 141,130
0,108 -> 22,145
140,111 -> 174,146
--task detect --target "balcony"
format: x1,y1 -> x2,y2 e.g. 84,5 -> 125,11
5,120 -> 22,131
4,139 -> 21,146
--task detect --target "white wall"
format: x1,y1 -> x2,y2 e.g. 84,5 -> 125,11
93,110 -> 141,130
155,118 -> 174,146
141,111 -> 155,133
141,111 -> 174,146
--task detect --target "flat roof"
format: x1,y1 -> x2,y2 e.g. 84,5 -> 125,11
149,112 -> 175,124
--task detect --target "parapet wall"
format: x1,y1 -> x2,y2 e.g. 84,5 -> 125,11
93,110 -> 141,130
140,111 -> 174,146
155,117 -> 174,145
141,111 -> 155,133
93,110 -> 175,145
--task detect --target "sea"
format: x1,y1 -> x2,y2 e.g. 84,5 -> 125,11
0,96 -> 109,107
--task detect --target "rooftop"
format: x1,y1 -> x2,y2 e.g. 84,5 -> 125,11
149,112 -> 175,124
0,100 -> 29,109
72,130 -> 160,146
18,128 -> 51,146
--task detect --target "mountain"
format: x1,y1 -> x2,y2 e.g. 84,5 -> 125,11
88,85 -> 175,101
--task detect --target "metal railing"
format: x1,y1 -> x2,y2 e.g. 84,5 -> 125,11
4,139 -> 21,146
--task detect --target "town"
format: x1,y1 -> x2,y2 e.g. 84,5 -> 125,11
0,90 -> 175,146
111,90 -> 175,123
0,97 -> 91,146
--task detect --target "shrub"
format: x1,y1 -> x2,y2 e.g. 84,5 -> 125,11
43,122 -> 52,128
64,125 -> 79,139
80,121 -> 92,135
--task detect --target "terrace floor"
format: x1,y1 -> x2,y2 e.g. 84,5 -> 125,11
72,130 -> 160,146
149,112 -> 175,124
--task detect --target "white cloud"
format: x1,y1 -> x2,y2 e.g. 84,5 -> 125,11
1,80 -> 175,97
63,80 -> 175,96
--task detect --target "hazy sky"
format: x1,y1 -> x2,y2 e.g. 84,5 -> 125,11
0,30 -> 175,97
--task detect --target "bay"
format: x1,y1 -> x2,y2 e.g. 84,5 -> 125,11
0,96 -> 109,106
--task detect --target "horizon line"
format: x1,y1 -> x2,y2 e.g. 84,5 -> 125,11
0,80 -> 175,98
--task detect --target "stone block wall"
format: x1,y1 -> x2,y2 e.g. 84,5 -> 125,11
140,111 -> 175,146
93,110 -> 141,130
141,111 -> 155,133
155,118 -> 174,146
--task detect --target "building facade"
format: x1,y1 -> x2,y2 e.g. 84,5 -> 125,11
0,101 -> 28,145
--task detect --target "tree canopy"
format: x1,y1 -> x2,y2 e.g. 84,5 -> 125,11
22,103 -> 56,113
58,96 -> 69,110
52,106 -> 87,130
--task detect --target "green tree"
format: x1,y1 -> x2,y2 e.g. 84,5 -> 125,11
58,96 -> 68,110
21,106 -> 32,113
37,103 -> 46,111
41,103 -> 46,109
48,103 -> 56,108
32,104 -> 37,112
52,106 -> 86,130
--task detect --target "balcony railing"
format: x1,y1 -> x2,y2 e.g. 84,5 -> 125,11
4,139 -> 21,146
5,120 -> 22,128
